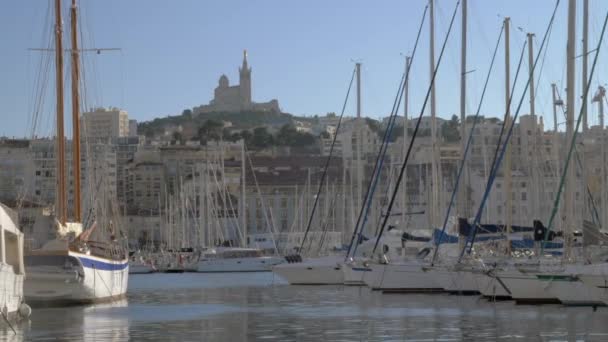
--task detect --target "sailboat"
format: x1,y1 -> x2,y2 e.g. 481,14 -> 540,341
494,0 -> 608,305
273,63 -> 364,286
362,0 -> 462,293
24,0 -> 129,305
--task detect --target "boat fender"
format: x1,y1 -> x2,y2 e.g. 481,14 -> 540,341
18,303 -> 31,319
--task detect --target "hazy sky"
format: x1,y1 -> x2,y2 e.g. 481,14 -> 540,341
1,0 -> 608,137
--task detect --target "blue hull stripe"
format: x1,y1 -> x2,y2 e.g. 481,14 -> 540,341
352,267 -> 372,272
77,256 -> 129,271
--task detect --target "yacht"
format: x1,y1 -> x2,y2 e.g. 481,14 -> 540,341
198,247 -> 283,272
25,218 -> 129,306
129,251 -> 156,274
23,0 -> 129,306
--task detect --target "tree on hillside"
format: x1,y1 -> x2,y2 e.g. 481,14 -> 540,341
172,131 -> 183,145
365,118 -> 381,134
441,114 -> 460,143
198,119 -> 224,143
182,109 -> 193,117
275,124 -> 298,145
275,124 -> 316,147
241,130 -> 253,145
251,127 -> 273,149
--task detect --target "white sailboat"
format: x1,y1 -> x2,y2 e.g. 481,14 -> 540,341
272,64 -> 362,286
129,250 -> 156,274
24,0 -> 129,305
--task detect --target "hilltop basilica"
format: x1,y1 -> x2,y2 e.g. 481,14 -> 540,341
193,50 -> 280,115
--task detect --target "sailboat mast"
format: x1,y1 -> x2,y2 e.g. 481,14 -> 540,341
551,83 -> 562,232
355,62 -> 363,225
458,0 -> 468,219
565,0 -> 576,254
527,33 -> 539,222
241,140 -> 247,247
581,0 -> 589,223
582,0 -> 589,132
594,87 -> 607,228
402,55 -> 410,230
54,0 -> 67,225
429,0 -> 440,229
504,17 -> 512,240
70,0 -> 82,222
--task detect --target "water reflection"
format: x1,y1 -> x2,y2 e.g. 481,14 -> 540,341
1,273 -> 607,341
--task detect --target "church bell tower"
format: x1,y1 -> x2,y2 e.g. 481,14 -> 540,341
239,50 -> 252,107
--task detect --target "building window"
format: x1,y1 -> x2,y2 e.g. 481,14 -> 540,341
521,192 -> 527,201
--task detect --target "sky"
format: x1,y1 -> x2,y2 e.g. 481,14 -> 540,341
2,0 -> 608,138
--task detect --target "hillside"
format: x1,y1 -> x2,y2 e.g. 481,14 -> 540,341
138,109 -> 316,138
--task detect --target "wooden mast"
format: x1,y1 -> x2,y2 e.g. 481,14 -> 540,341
70,0 -> 82,222
54,0 -> 67,225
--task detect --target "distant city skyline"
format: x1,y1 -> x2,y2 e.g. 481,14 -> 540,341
2,0 -> 608,137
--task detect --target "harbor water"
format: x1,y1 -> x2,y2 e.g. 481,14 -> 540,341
5,272 -> 608,341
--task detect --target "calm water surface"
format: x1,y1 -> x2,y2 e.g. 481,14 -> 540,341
3,272 -> 608,341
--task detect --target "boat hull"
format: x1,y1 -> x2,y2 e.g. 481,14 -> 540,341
435,267 -> 480,295
0,264 -> 24,316
198,256 -> 284,272
129,263 -> 156,274
272,256 -> 343,285
544,275 -> 606,306
342,262 -> 370,286
473,271 -> 511,299
364,262 -> 444,293
25,251 -> 129,306
495,269 -> 560,304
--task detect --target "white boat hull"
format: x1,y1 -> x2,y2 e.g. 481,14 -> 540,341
546,264 -> 608,306
545,276 -> 605,306
364,262 -> 443,292
0,264 -> 24,317
495,269 -> 559,304
272,256 -> 343,285
129,263 -> 156,274
435,267 -> 480,294
198,256 -> 284,272
473,271 -> 511,299
579,274 -> 608,306
342,262 -> 370,286
25,251 -> 129,306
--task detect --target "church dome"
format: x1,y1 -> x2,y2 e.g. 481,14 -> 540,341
218,74 -> 229,88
